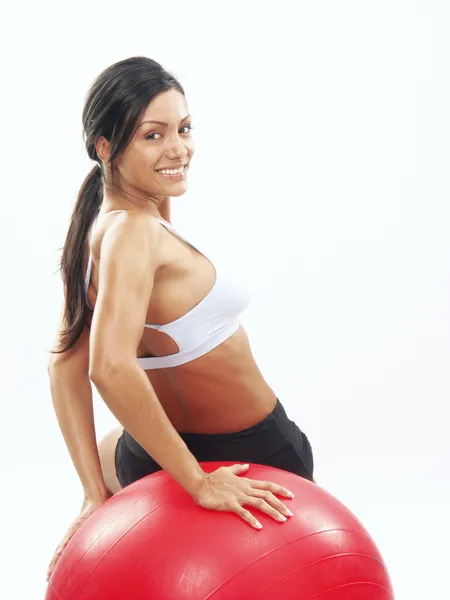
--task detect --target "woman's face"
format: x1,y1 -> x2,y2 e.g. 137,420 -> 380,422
101,88 -> 195,201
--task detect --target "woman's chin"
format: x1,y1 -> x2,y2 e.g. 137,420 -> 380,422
165,182 -> 188,196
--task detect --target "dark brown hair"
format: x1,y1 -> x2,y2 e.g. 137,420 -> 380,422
51,56 -> 184,354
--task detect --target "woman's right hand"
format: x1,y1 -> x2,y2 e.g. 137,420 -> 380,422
46,494 -> 111,581
192,463 -> 295,529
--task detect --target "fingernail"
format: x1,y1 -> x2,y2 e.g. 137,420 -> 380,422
255,521 -> 263,529
288,492 -> 295,498
286,509 -> 293,517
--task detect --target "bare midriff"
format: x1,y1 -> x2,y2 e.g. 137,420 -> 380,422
142,325 -> 277,434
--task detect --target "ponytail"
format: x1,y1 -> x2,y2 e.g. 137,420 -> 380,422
51,164 -> 103,354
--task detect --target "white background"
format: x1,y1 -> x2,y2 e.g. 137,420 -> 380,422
1,1 -> 449,598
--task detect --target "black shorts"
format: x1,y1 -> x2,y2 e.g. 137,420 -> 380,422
115,398 -> 314,488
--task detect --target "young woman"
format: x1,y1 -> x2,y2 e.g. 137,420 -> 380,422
47,56 -> 314,579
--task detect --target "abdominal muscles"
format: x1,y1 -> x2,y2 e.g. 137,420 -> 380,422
143,325 -> 277,434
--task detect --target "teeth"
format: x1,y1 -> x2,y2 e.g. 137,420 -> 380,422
158,166 -> 185,175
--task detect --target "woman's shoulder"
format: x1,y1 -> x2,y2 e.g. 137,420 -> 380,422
90,210 -> 165,260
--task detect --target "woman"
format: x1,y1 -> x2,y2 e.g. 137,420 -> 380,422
47,56 -> 314,579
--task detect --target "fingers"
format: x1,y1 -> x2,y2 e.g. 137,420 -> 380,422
228,463 -> 250,475
248,478 -> 295,499
243,495 -> 291,522
46,508 -> 94,582
47,542 -> 65,580
233,504 -> 263,529
227,467 -> 295,523
226,466 -> 294,501
47,554 -> 59,580
201,465 -> 296,530
249,489 -> 293,519
231,492 -> 293,529
46,526 -> 76,580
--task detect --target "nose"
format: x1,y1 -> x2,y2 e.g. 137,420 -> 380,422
166,134 -> 189,160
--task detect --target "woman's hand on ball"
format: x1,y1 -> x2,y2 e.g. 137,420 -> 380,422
192,464 -> 294,529
46,494 -> 111,581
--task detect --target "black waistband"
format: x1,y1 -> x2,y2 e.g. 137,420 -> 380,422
123,398 -> 296,463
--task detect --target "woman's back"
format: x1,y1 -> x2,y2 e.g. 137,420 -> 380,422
84,209 -> 277,433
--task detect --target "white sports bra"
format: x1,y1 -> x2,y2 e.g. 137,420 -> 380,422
84,216 -> 253,370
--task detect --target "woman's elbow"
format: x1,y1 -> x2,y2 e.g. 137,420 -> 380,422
88,353 -> 136,384
48,352 -> 89,377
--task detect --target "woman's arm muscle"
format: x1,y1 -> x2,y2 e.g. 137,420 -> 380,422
88,212 -> 160,372
48,306 -> 109,502
89,213 -> 206,496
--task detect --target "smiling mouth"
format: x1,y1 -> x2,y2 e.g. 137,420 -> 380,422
155,164 -> 187,174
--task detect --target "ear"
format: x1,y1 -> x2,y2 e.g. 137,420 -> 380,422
95,136 -> 111,163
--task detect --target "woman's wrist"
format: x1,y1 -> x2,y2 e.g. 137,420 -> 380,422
178,462 -> 208,499
83,484 -> 111,505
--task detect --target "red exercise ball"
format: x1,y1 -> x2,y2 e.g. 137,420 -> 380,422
46,462 -> 394,599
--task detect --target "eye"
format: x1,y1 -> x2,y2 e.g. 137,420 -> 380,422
145,124 -> 194,141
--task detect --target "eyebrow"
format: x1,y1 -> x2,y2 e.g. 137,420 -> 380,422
139,114 -> 191,128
